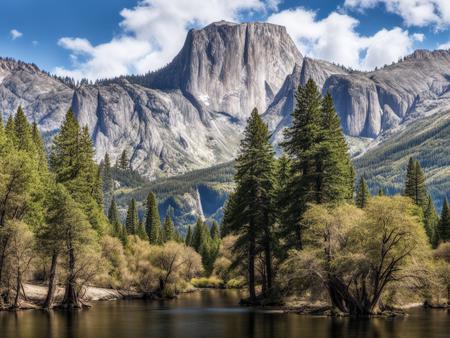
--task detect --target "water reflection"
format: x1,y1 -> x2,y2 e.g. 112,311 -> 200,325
0,290 -> 448,338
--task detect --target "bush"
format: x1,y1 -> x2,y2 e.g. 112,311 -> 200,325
191,276 -> 224,288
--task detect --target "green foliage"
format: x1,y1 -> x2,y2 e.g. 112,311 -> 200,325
162,213 -> 176,242
49,109 -> 108,234
404,157 -> 427,210
280,80 -> 353,249
125,198 -> 139,235
355,176 -> 370,208
185,226 -> 193,246
438,198 -> 450,243
145,192 -> 161,245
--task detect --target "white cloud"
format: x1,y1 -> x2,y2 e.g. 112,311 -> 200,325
267,8 -> 419,70
55,0 -> 276,80
10,29 -> 23,40
438,41 -> 450,49
344,0 -> 450,28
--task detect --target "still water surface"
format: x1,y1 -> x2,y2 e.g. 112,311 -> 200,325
0,289 -> 448,338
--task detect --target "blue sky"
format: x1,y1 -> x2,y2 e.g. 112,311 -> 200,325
1,0 -> 450,79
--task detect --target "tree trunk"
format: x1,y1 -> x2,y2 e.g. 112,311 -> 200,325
13,270 -> 21,309
248,230 -> 256,301
43,253 -> 58,309
62,247 -> 80,308
263,212 -> 273,296
327,275 -> 372,316
295,224 -> 302,250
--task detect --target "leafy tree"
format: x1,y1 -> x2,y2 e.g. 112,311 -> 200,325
438,198 -> 450,243
355,176 -> 370,208
279,197 -> 431,315
145,192 -> 161,244
125,198 -> 139,235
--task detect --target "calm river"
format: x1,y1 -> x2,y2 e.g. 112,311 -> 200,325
0,289 -> 448,338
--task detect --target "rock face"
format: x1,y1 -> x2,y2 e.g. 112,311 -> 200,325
324,50 -> 450,137
2,23 -> 450,178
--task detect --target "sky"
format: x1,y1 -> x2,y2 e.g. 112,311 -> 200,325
1,0 -> 450,80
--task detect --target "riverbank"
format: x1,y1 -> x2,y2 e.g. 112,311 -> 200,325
1,283 -> 144,310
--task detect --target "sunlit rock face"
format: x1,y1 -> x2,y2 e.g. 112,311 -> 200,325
3,24 -> 450,177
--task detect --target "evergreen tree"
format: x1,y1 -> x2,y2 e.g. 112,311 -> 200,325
145,192 -> 161,244
5,114 -> 16,145
49,110 -> 107,234
355,176 -> 370,208
192,218 -> 206,252
185,226 -> 193,246
125,198 -> 139,235
423,195 -> 439,247
162,213 -> 176,242
377,188 -> 385,196
280,80 -> 351,249
102,153 -> 114,210
119,149 -> 128,170
136,221 -> 148,241
223,108 -> 276,300
108,198 -> 122,237
31,121 -> 47,167
404,158 -> 427,210
438,198 -> 450,243
317,92 -> 354,203
210,221 -> 220,241
13,106 -> 34,152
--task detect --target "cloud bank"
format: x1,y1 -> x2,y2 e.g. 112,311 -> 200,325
54,0 -> 424,80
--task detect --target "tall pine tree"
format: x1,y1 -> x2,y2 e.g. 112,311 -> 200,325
145,192 -> 161,244
438,198 -> 450,243
125,198 -> 139,235
223,108 -> 276,300
404,158 -> 427,210
355,176 -> 370,208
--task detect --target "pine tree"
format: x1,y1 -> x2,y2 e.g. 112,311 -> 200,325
210,221 -> 220,241
317,92 -> 354,203
423,195 -> 439,247
281,79 -> 343,249
377,188 -> 385,196
31,121 -> 47,167
404,158 -> 427,210
192,218 -> 205,252
102,153 -> 114,210
136,221 -> 148,241
355,176 -> 370,208
125,198 -> 139,235
49,110 -> 108,234
5,114 -> 16,145
162,213 -> 176,242
13,106 -> 34,152
223,108 -> 276,300
185,226 -> 193,246
438,198 -> 450,243
108,198 -> 122,237
119,149 -> 128,170
145,192 -> 161,244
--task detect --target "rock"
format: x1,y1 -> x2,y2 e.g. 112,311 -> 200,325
3,27 -> 450,178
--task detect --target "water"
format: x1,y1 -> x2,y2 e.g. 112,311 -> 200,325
0,289 -> 448,338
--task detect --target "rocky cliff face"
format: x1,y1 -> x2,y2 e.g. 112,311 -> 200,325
2,24 -> 450,179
